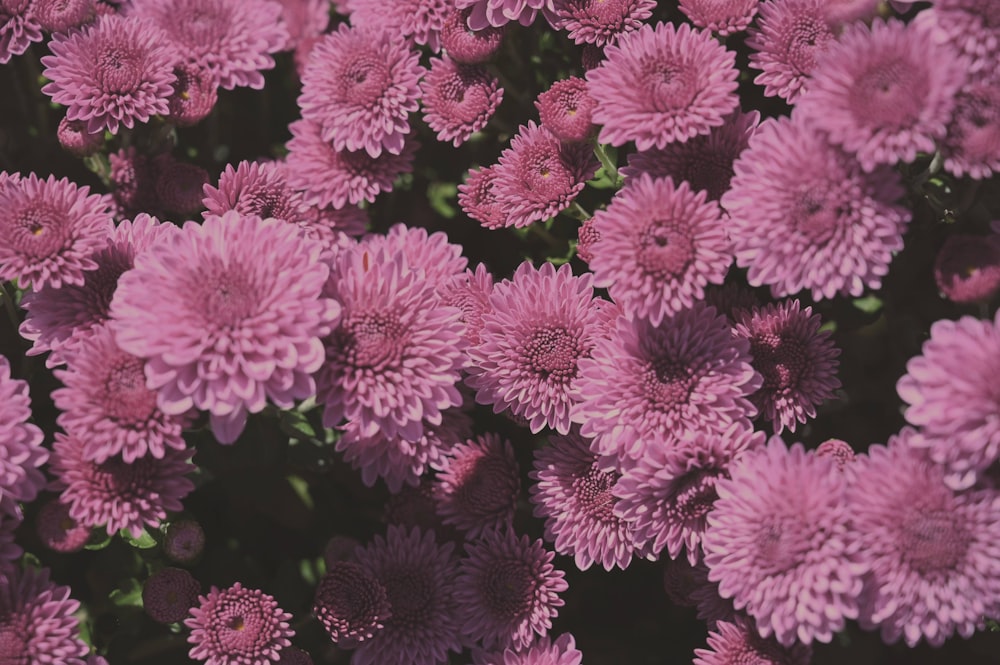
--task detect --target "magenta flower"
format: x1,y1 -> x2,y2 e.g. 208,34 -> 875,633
35,499 -> 90,554
432,433 -> 520,537
745,0 -> 834,103
0,0 -> 43,64
693,617 -> 812,665
934,233 -> 1000,304
702,282 -> 760,324
575,217 -> 598,264
549,0 -> 655,47
849,430 -> 1000,647
440,7 -> 504,64
474,632 -> 583,665
455,0 -> 554,30
733,300 -> 841,434
466,261 -> 605,433
588,174 -> 732,326
56,117 -> 103,157
317,243 -> 465,443
587,22 -> 739,150
0,567 -> 89,665
166,62 -> 218,127
299,23 -> 423,157
535,76 -> 596,143
815,438 -> 856,471
572,303 -> 759,467
440,263 -> 495,346
703,439 -> 866,646
202,160 -> 310,224
678,0 -> 759,36
361,223 -> 469,288
458,165 -> 509,230
613,423 -> 765,564
50,433 -> 194,537
913,0 -> 1000,73
722,114 -> 911,300
41,15 -> 177,134
530,430 -> 653,571
422,57 -> 503,147
349,0 -> 451,51
285,118 -> 418,209
455,529 -> 567,650
143,567 -> 200,624
185,583 -> 294,665
110,211 -> 340,444
34,0 -> 96,33
151,154 -> 209,215
128,0 -> 288,90
896,311 -> 1000,490
0,173 -> 112,291
313,561 -> 391,646
796,19 -> 966,172
0,355 -> 47,513
352,526 -> 462,665
941,76 -> 1000,180
493,121 -> 596,228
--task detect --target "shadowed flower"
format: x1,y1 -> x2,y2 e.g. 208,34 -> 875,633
535,77 -> 596,143
693,617 -> 812,665
164,519 -> 205,564
587,22 -> 739,150
440,7 -> 504,63
143,567 -> 200,624
746,0 -> 834,103
473,632 -> 583,665
166,62 -> 217,126
934,233 -> 1000,304
432,433 -> 520,537
203,160 -> 309,224
0,567 -> 89,665
422,57 -> 503,147
185,583 -> 294,665
350,0 -> 451,51
0,0 -> 44,64
456,529 -> 567,650
458,165 -> 508,230
661,558 -> 734,625
56,117 -> 103,157
34,0 -> 95,33
941,76 -> 1000,180
678,0 -> 758,36
0,355 -> 48,513
152,154 -> 210,215
0,509 -> 20,568
35,499 -> 90,553
313,561 -> 391,646
549,0 -> 655,46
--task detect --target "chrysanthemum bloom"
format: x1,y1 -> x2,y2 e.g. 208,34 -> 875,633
530,430 -> 653,571
849,430 -> 1000,647
941,76 -> 1000,180
186,583 -> 294,665
0,0 -> 43,64
318,243 -> 465,443
361,223 -> 469,289
143,567 -> 200,624
575,217 -> 598,264
474,632 -> 582,665
53,325 -> 187,463
589,174 -> 732,325
110,211 -> 340,443
702,282 -> 759,324
34,0 -> 95,33
351,526 -> 462,665
614,423 -> 765,565
661,558 -> 734,625
455,0 -> 554,29
549,0 -> 655,47
493,121 -> 596,228
432,433 -> 519,537
35,499 -> 91,553
815,438 -> 855,471
56,117 -> 103,157
796,19 -> 966,172
703,439 -> 866,646
535,77 -> 596,143
166,62 -> 218,127
913,0 -> 1000,73
152,154 -> 209,215
933,234 -> 1000,304
0,567 -> 89,664
733,300 -> 840,434
693,617 -> 812,665
722,114 -> 911,300
164,519 -> 205,564
50,433 -> 195,537
587,22 -> 739,150
455,529 -> 567,650
285,118 -> 418,209
19,214 -> 170,368
128,0 -> 287,90
41,15 -> 176,134
350,0 -> 450,51
313,561 -> 391,646
678,0 -> 758,36
336,407 -> 473,493
299,23 -> 423,158
203,160 -> 310,224
896,311 -> 1000,490
0,355 -> 47,513
745,0 -> 834,103
0,173 -> 112,291
421,57 -> 503,147
440,263 -> 494,346
458,166 -> 508,230
819,0 -> 879,24
573,304 -> 760,467
273,0 -> 327,52
109,146 -> 158,215
439,7 -> 504,64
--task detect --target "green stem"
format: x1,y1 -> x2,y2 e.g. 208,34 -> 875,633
593,142 -> 622,186
563,200 -> 591,221
528,223 -> 561,250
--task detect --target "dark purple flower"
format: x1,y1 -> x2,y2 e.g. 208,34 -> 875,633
934,233 -> 1000,304
152,154 -> 209,215
185,583 -> 295,665
143,567 -> 200,624
164,519 -> 205,564
432,433 -> 520,537
35,499 -> 91,553
313,561 -> 391,646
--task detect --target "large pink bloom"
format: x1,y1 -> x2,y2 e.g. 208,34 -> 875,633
110,211 -> 341,443
0,567 -> 89,665
185,583 -> 295,665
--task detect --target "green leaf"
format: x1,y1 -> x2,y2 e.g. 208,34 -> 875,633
84,529 -> 113,551
280,409 -> 317,441
427,182 -> 458,219
120,528 -> 158,549
852,295 -> 882,314
109,578 -> 144,608
286,475 -> 315,510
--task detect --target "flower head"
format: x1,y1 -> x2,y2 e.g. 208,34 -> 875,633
164,519 -> 205,564
458,166 -> 508,230
349,0 -> 451,51
549,0 -> 655,47
57,117 -> 103,157
422,57 -> 503,147
913,0 -> 1000,73
535,76 -> 596,143
203,160 -> 309,224
440,7 -> 504,63
185,583 -> 294,665
587,22 -> 739,150
678,0 -> 758,36
693,617 -> 812,665
474,632 -> 583,665
432,433 -> 520,537
0,567 -> 89,665
0,0 -> 44,64
455,0 -> 554,30
35,0 -> 95,34
35,499 -> 91,553
941,76 -> 1000,180
934,233 -> 1000,304
313,561 -> 391,646
143,567 -> 200,624
166,62 -> 218,126
0,355 -> 47,512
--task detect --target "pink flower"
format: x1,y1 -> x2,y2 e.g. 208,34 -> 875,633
432,433 -> 520,537
458,166 -> 509,230
0,0 -> 43,64
694,617 -> 812,665
439,7 -> 504,63
455,0 -> 554,30
535,76 -> 596,143
678,0 -> 759,36
941,76 -> 1000,180
349,0 -> 451,51
313,561 -> 391,646
185,583 -> 294,665
421,57 -> 503,147
0,355 -> 48,513
549,0 -> 655,47
0,567 -> 89,665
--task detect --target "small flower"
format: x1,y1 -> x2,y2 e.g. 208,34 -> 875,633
458,165 -> 508,230
678,0 -> 759,36
185,583 -> 294,665
35,499 -> 91,553
164,520 -> 206,564
535,76 -> 596,143
166,62 -> 218,127
421,57 -> 503,147
549,0 -> 655,47
313,561 -> 391,646
432,433 -> 520,537
815,438 -> 856,471
0,567 -> 89,665
440,7 -> 504,64
746,0 -> 835,103
0,1 -> 44,64
934,233 -> 1000,304
474,632 -> 583,665
143,567 -> 200,624
56,117 -> 103,157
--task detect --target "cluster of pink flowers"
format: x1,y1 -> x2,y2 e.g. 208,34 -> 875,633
0,0 -> 999,663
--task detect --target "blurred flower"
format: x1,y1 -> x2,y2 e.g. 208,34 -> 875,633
458,165 -> 508,230
110,211 -> 340,443
421,57 -> 503,147
693,617 -> 812,665
722,114 -> 910,300
35,0 -> 95,33
186,583 -> 294,665
531,430 -> 653,571
439,7 -> 504,63
350,0 -> 450,51
432,433 -> 519,537
897,311 -> 1000,490
0,567 -> 89,664
587,22 -> 738,150
575,217 -> 598,264
152,154 -> 209,215
0,0 -> 44,64
934,233 -> 1000,304
822,0 -> 879,24
941,76 -> 1000,180
703,439 -> 865,646
35,499 -> 91,553
299,23 -> 423,157
678,0 -> 758,35
815,438 -> 856,471
455,0 -> 553,30
661,558 -> 734,626
456,529 -> 567,650
108,146 -> 158,215
166,62 -> 218,126
313,561 -> 391,646
0,173 -> 112,291
549,0 -> 655,47
164,519 -> 205,564
276,647 -> 313,664
143,567 -> 200,624
361,223 -> 468,288
474,632 -> 583,665
535,76 -> 596,143
0,355 -> 48,513
849,430 -> 1000,647
439,263 -> 495,346
56,117 -> 103,157
702,282 -> 759,324
203,160 -> 309,223
913,0 -> 1000,73
746,0 -> 834,103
